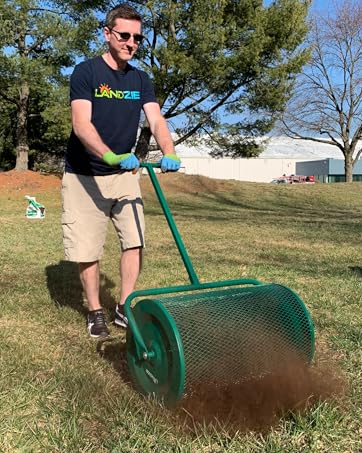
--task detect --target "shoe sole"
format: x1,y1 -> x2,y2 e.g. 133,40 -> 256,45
87,325 -> 110,338
89,332 -> 110,338
114,318 -> 128,328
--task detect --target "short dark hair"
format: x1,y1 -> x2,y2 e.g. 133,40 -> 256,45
105,4 -> 142,29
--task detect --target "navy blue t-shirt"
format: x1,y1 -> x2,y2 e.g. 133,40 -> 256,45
65,56 -> 157,175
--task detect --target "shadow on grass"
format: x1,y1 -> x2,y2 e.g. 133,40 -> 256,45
98,337 -> 132,384
349,265 -> 362,277
46,261 -> 133,385
45,260 -> 117,316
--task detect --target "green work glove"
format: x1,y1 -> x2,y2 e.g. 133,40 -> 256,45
103,151 -> 140,171
102,151 -> 123,166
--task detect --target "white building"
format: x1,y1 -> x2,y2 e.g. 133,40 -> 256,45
175,136 -> 349,183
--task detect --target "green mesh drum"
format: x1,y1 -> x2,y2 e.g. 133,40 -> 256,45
125,164 -> 315,406
126,283 -> 314,405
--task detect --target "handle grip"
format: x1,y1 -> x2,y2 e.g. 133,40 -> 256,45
140,162 -> 161,168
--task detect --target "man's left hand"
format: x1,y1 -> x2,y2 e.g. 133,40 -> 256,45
160,154 -> 181,172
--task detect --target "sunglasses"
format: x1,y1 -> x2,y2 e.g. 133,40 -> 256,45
109,29 -> 145,44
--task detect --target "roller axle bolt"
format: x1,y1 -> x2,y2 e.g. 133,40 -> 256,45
143,351 -> 156,360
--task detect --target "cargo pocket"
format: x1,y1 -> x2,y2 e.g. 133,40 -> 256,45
61,212 -> 76,249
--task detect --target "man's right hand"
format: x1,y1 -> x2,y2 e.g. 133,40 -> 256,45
118,153 -> 140,171
102,151 -> 140,170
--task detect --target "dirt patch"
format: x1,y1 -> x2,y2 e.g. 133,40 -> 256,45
0,169 -> 229,196
140,171 -> 232,195
0,170 -> 61,193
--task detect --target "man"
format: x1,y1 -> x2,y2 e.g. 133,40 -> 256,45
62,3 -> 180,338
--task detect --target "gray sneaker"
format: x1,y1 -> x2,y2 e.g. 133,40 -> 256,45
115,304 -> 128,328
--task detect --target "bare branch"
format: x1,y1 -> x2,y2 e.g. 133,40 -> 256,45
280,0 -> 362,181
173,87 -> 241,146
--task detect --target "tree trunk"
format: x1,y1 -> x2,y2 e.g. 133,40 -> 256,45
15,81 -> 29,171
345,153 -> 353,183
135,123 -> 152,160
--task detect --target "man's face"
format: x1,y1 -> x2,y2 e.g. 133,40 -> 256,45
104,18 -> 143,62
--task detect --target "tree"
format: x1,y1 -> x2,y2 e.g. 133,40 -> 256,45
0,0 -> 101,170
0,0 -> 311,170
280,0 -> 362,182
0,101 -> 17,169
123,0 -> 311,159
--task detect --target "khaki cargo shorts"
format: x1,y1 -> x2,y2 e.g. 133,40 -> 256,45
61,171 -> 145,262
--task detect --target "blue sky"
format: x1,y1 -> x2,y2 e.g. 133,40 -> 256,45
264,0 -> 332,14
310,0 -> 332,13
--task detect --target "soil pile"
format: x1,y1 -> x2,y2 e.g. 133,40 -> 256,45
175,352 -> 346,434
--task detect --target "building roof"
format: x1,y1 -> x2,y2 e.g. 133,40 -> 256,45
175,136 -> 345,159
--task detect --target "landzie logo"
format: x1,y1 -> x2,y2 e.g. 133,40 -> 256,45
94,83 -> 140,100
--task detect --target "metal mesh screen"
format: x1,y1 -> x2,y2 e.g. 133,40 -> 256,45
159,284 -> 314,390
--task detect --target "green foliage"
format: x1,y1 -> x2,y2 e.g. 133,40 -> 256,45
0,0 -> 312,168
131,0 -> 312,157
0,0 -> 103,169
0,102 -> 16,169
40,84 -> 72,144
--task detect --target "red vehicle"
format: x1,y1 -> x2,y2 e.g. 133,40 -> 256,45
271,175 -> 315,184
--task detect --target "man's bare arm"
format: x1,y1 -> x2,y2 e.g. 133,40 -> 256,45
71,99 -> 109,159
143,102 -> 175,156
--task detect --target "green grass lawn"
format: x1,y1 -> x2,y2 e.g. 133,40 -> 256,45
0,172 -> 361,452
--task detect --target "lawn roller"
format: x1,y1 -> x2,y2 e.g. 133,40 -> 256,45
125,163 -> 315,406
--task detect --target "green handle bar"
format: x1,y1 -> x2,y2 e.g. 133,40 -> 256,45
125,162 -> 263,359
